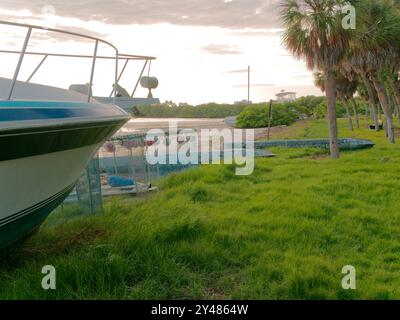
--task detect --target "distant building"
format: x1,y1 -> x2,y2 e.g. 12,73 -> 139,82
275,90 -> 297,103
234,99 -> 253,105
179,102 -> 190,107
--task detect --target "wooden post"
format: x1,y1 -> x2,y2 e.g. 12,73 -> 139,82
267,100 -> 273,141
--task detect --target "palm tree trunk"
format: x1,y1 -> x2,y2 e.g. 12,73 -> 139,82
341,97 -> 354,131
361,73 -> 379,131
371,76 -> 395,143
388,78 -> 400,123
365,100 -> 370,121
388,91 -> 398,121
325,69 -> 339,158
396,103 -> 400,124
350,96 -> 360,129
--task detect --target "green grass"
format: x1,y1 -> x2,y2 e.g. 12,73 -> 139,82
1,118 -> 400,299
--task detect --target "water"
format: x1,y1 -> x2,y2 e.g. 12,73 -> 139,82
117,117 -> 231,135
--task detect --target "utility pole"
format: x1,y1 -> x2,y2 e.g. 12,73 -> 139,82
248,66 -> 250,104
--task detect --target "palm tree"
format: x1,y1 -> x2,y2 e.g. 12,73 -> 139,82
370,59 -> 396,143
387,84 -> 400,122
336,73 -> 360,130
314,71 -> 355,131
342,50 -> 381,131
387,0 -> 400,122
337,68 -> 361,128
350,96 -> 360,129
280,0 -> 351,158
386,66 -> 400,123
349,0 -> 400,143
357,83 -> 371,121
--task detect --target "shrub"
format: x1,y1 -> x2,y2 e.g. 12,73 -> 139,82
236,103 -> 298,128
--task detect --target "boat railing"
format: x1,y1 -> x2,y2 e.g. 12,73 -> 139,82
0,20 -> 156,103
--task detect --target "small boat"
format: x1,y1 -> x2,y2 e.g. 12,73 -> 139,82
0,21 -> 154,248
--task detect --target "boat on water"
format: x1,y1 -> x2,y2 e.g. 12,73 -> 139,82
0,21 -> 155,248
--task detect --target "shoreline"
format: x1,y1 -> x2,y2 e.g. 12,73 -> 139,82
118,116 -> 290,140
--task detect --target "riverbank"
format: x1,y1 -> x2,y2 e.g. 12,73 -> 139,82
118,117 -> 291,141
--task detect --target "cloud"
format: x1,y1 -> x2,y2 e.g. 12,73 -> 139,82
5,41 -> 18,46
233,83 -> 275,87
201,44 -> 242,55
0,0 -> 282,29
230,29 -> 284,37
31,25 -> 109,43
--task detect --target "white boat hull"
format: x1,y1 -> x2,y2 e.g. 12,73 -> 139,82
0,98 -> 129,248
0,144 -> 99,224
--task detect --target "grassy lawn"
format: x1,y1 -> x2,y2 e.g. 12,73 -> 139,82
1,118 -> 400,299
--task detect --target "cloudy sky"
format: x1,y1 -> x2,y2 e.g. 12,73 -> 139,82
0,0 -> 322,104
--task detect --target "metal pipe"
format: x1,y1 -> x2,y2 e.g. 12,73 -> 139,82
114,51 -> 118,105
131,59 -> 148,97
88,40 -> 98,103
0,20 -> 118,53
109,58 -> 129,97
7,27 -> 32,100
148,60 -> 152,77
0,49 -> 155,61
119,53 -> 156,60
26,54 -> 48,83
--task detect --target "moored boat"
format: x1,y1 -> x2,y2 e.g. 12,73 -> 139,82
0,21 -> 154,248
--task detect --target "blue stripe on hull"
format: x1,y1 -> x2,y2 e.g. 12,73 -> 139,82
0,101 -> 127,122
0,108 -> 117,121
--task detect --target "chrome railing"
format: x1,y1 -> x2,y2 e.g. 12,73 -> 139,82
0,20 -> 156,103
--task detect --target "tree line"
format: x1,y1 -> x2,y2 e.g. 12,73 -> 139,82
281,0 -> 400,158
235,96 -> 367,128
133,103 -> 248,118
